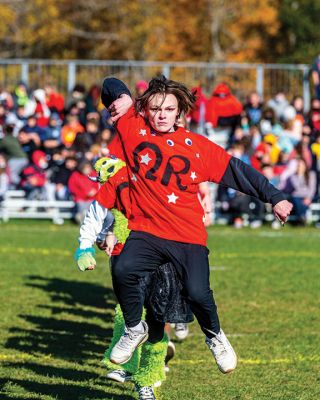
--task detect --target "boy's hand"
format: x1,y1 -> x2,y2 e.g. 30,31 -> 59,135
105,233 -> 117,257
108,94 -> 133,123
273,200 -> 293,225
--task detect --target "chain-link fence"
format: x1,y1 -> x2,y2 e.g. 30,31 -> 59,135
0,59 -> 312,110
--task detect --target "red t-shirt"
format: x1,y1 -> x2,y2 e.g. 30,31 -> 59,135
95,167 -> 130,255
68,171 -> 98,202
108,107 -> 231,246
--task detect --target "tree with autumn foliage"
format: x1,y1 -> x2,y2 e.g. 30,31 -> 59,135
0,0 -> 318,63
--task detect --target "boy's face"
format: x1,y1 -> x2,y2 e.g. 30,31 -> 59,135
146,93 -> 179,133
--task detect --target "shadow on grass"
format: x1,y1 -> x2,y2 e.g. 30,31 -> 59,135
3,276 -> 135,399
6,276 -> 117,361
0,377 -> 134,400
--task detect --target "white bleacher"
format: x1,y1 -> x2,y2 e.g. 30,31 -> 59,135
213,200 -> 320,225
0,190 -> 75,224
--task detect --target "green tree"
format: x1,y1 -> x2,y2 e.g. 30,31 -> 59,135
276,0 -> 320,63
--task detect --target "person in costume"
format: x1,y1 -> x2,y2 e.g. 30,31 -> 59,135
99,76 -> 292,386
75,156 -> 192,400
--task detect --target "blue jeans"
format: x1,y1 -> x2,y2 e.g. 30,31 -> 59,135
291,196 -> 308,219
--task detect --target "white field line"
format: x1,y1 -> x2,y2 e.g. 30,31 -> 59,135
210,266 -> 228,271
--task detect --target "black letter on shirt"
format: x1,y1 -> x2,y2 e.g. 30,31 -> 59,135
161,155 -> 190,190
132,142 -> 163,181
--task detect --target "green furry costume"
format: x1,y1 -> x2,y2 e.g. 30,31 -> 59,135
75,156 -> 168,388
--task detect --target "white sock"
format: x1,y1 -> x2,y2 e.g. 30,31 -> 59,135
128,321 -> 144,333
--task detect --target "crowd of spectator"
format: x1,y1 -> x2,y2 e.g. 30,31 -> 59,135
0,78 -> 319,226
189,84 -> 320,227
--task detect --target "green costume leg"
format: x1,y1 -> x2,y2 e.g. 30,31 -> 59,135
133,334 -> 169,387
103,304 -> 141,374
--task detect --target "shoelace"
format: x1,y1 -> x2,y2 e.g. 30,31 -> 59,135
207,335 -> 227,355
175,323 -> 186,331
117,331 -> 137,350
138,386 -> 154,399
117,327 -> 145,351
116,370 -> 128,378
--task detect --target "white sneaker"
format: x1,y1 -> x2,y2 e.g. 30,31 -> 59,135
174,323 -> 189,341
110,321 -> 148,365
106,369 -> 132,383
136,385 -> 156,400
271,220 -> 281,230
250,220 -> 262,229
205,329 -> 237,374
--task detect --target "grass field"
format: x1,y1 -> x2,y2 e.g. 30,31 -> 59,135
0,220 -> 319,400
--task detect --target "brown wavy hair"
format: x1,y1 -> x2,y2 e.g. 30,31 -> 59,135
134,76 -> 196,117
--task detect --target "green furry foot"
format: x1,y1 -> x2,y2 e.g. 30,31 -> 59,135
133,334 -> 169,388
74,247 -> 96,271
103,304 -> 141,374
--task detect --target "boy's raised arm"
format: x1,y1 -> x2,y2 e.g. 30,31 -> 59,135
101,78 -> 133,122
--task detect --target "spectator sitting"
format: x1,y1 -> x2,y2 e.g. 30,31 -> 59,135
247,124 -> 262,150
216,143 -> 264,228
267,91 -> 289,121
292,95 -> 305,124
49,154 -> 77,200
0,87 -> 14,110
244,92 -> 263,125
42,113 -> 62,154
13,82 -> 29,109
274,150 -> 291,179
5,113 -> 24,137
44,83 -> 65,117
19,150 -> 49,199
282,105 -> 303,145
135,80 -> 148,97
68,160 -> 99,223
283,157 -> 316,224
66,84 -> 86,110
251,133 -> 280,172
96,127 -> 113,155
85,84 -> 101,113
17,128 -> 39,161
84,118 -> 100,146
24,89 -> 51,128
61,113 -> 84,148
0,124 -> 28,187
15,105 -> 28,127
308,98 -> 320,133
259,107 -> 281,135
23,115 -> 45,146
205,83 -> 243,148
188,86 -> 207,134
72,132 -> 92,159
0,153 -> 9,201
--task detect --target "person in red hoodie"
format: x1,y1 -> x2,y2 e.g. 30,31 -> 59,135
45,84 -> 65,119
19,150 -> 48,199
188,86 -> 207,135
205,83 -> 243,147
68,160 -> 99,223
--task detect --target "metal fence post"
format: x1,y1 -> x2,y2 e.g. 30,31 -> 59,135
303,66 -> 311,113
256,65 -> 264,99
68,62 -> 76,93
21,62 -> 29,86
162,64 -> 170,79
